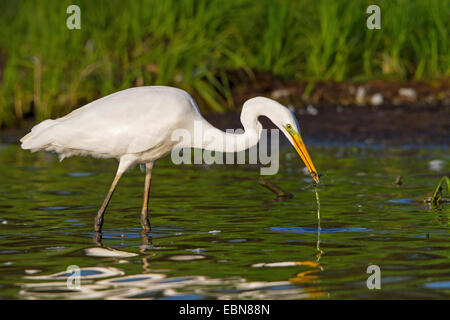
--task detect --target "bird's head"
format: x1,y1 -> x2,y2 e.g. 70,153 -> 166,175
243,97 -> 320,184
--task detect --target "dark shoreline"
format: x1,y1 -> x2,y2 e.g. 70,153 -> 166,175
206,104 -> 449,147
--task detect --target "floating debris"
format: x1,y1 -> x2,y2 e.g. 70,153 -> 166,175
258,176 -> 293,199
394,175 -> 403,186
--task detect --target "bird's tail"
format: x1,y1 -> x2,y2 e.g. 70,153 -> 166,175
20,119 -> 57,151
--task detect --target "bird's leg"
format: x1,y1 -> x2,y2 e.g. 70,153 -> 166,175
94,170 -> 125,232
140,230 -> 153,253
93,231 -> 103,247
141,162 -> 154,232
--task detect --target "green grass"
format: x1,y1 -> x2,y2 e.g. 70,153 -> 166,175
0,0 -> 449,127
430,176 -> 450,205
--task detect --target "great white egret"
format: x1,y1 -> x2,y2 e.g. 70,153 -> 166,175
21,86 -> 319,232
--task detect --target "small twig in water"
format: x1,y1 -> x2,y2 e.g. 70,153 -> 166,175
258,176 -> 293,199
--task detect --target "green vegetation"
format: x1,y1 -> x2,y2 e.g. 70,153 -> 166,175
0,0 -> 449,127
429,176 -> 450,205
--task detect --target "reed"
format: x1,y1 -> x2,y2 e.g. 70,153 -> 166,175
429,176 -> 450,205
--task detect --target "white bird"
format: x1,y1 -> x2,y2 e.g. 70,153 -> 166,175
20,86 -> 319,233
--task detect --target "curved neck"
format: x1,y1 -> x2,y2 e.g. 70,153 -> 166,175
190,108 -> 263,153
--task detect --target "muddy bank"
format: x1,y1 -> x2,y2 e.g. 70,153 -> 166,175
229,72 -> 450,109
206,74 -> 450,146
206,103 -> 449,146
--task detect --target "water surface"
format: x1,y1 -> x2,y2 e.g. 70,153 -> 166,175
0,144 -> 449,299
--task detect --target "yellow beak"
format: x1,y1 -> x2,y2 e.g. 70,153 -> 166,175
285,127 -> 319,184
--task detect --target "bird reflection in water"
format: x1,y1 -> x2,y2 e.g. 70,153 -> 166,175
21,219 -> 328,299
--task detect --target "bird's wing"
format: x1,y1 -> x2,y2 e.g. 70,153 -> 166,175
26,87 -> 199,157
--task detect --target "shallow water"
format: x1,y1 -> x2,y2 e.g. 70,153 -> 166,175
0,144 -> 449,299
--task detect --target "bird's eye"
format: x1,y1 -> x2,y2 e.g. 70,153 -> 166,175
286,124 -> 292,129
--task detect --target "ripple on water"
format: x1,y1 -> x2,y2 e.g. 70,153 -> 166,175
25,267 -> 124,280
43,190 -> 82,196
35,205 -> 95,211
2,145 -> 449,299
84,247 -> 138,258
425,281 -> 450,289
66,172 -> 94,177
158,294 -> 205,300
270,227 -> 369,233
387,199 -> 415,204
169,255 -> 206,261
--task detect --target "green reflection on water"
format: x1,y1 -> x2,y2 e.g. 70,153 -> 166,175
0,144 -> 449,299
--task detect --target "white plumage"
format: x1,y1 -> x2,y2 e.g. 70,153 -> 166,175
21,86 -> 318,233
21,87 -> 199,159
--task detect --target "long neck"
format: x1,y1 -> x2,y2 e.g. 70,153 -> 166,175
190,106 -> 263,153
